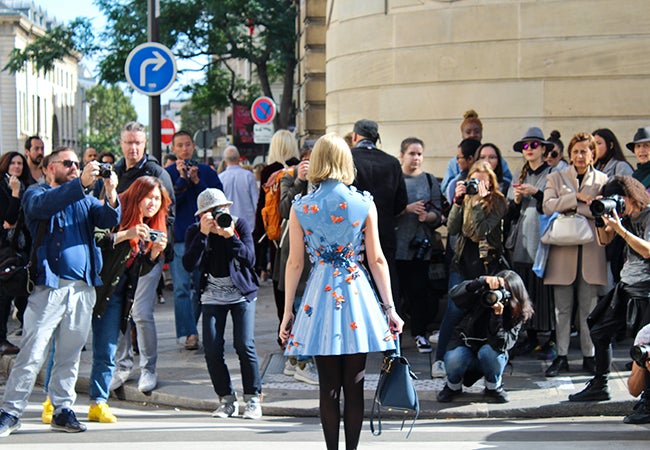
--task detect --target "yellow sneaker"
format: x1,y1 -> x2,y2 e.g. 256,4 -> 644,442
88,402 -> 117,423
41,397 -> 53,424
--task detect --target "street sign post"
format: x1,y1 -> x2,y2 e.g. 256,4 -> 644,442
125,42 -> 177,96
250,96 -> 276,125
253,123 -> 274,144
161,118 -> 176,146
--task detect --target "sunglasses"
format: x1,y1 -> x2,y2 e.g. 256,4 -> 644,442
51,160 -> 80,169
545,150 -> 559,159
522,141 -> 541,150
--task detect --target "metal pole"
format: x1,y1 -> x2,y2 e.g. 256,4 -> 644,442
148,0 -> 162,162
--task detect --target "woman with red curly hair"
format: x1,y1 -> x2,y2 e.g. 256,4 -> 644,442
87,176 -> 170,423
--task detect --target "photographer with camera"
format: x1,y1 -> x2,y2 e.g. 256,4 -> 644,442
395,137 -> 444,353
627,324 -> 650,424
437,271 -> 533,403
567,176 -> 650,416
182,189 -> 262,420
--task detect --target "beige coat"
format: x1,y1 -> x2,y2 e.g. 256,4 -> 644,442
542,166 -> 608,286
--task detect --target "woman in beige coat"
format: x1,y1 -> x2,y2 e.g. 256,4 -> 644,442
542,132 -> 608,377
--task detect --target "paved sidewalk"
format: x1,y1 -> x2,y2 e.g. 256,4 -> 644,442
0,282 -> 640,421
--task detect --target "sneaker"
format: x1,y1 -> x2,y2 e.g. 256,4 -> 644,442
109,368 -> 132,391
428,330 -> 440,344
88,402 -> 117,423
294,361 -> 319,385
414,335 -> 432,353
431,360 -> 446,378
283,359 -> 297,376
437,384 -> 462,403
545,355 -> 569,377
0,411 -> 20,438
242,398 -> 262,420
51,408 -> 87,433
42,397 -> 54,424
158,295 -> 166,304
0,341 -> 19,355
568,376 -> 610,402
623,390 -> 650,424
184,334 -> 199,350
138,370 -> 157,393
212,396 -> 239,418
484,386 -> 510,403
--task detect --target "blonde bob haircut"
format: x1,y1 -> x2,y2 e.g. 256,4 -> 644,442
308,133 -> 356,185
268,129 -> 299,165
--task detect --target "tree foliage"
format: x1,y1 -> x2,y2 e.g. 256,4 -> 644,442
95,0 -> 296,128
179,100 -> 211,139
79,84 -> 137,155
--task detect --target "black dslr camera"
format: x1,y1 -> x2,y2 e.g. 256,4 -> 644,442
481,286 -> 511,307
462,178 -> 480,195
97,163 -> 112,178
630,344 -> 650,367
590,194 -> 626,217
410,237 -> 431,261
212,207 -> 233,228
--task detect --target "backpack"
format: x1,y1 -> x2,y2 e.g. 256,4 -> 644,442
261,166 -> 295,241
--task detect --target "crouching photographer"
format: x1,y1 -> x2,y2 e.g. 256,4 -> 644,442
437,271 -> 533,404
568,176 -> 650,416
627,324 -> 650,424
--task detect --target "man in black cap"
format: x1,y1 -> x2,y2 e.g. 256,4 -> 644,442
350,119 -> 408,304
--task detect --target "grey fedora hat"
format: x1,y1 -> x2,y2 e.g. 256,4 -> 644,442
625,126 -> 650,151
513,127 -> 554,153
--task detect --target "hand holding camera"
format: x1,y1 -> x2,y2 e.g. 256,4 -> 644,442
200,208 -> 234,238
480,276 -> 510,313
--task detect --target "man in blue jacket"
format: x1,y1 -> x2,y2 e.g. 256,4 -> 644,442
165,130 -> 222,351
0,147 -> 120,438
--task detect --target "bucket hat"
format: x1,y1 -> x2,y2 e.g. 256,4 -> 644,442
625,126 -> 650,151
513,127 -> 554,153
195,188 -> 233,216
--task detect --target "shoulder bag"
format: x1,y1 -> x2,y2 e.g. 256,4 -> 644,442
370,334 -> 419,438
540,212 -> 594,246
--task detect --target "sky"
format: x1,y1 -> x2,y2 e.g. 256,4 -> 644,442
42,0 -> 199,125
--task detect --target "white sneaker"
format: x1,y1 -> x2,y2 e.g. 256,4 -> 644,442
428,330 -> 440,344
138,370 -> 157,393
242,398 -> 262,420
431,360 -> 446,378
283,359 -> 296,376
294,361 -> 319,385
414,335 -> 433,353
212,396 -> 239,418
109,368 -> 132,391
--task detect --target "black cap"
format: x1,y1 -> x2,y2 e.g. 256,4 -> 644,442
353,119 -> 380,142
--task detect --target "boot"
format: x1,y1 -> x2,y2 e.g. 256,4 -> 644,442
569,376 -> 610,402
582,356 -> 596,375
623,389 -> 650,424
545,355 -> 569,377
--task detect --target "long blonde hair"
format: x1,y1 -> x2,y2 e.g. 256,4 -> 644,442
268,130 -> 299,165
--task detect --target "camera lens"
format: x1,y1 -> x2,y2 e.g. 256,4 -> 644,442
216,212 -> 232,228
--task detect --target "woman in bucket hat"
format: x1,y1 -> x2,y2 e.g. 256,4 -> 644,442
183,188 -> 263,420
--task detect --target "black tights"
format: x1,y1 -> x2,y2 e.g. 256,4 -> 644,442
315,353 -> 367,450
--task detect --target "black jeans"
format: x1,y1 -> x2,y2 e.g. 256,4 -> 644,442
396,260 -> 435,337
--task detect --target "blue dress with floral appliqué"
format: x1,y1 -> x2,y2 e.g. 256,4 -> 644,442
285,179 -> 396,356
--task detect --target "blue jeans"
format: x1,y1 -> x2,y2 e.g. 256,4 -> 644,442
170,242 -> 201,338
202,301 -> 261,398
435,270 -> 466,361
89,291 -> 123,402
444,344 -> 508,390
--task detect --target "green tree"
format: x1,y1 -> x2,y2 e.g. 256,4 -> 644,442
80,84 -> 137,155
95,0 -> 296,128
179,100 -> 210,138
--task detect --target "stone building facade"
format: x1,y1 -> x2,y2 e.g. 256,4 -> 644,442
297,0 -> 650,174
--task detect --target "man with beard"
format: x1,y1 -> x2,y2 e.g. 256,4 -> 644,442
24,136 -> 45,184
0,147 -> 120,437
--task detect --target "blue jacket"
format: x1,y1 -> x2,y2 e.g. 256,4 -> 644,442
22,179 -> 121,288
166,162 -> 222,242
182,217 -> 258,302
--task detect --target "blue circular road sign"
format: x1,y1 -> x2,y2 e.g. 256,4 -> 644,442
125,42 -> 177,96
251,96 -> 277,124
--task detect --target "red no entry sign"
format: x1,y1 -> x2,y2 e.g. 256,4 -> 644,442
251,96 -> 276,125
161,118 -> 176,145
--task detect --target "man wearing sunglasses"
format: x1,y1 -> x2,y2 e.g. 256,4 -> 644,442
0,147 -> 120,438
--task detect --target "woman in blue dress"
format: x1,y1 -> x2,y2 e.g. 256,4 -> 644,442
279,133 -> 403,450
